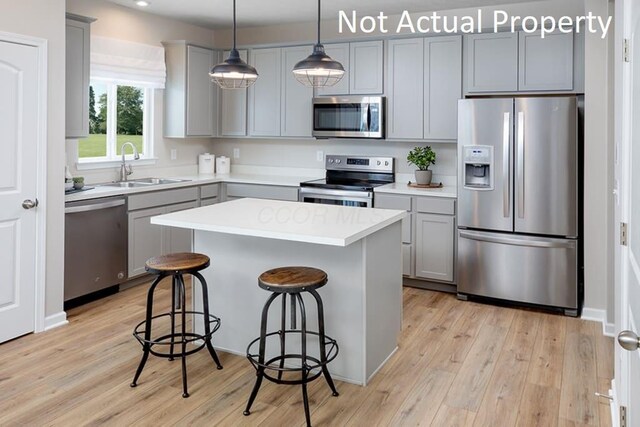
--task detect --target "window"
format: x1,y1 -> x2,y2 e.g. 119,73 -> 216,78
78,80 -> 153,161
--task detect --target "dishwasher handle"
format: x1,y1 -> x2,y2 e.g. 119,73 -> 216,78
65,198 -> 125,214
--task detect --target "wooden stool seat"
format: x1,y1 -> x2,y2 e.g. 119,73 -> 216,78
145,252 -> 210,274
258,266 -> 327,293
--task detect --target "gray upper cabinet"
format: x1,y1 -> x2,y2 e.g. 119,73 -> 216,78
220,49 -> 248,136
163,41 -> 218,138
316,43 -> 350,96
65,15 -> 93,139
281,46 -> 314,137
350,40 -> 384,94
387,38 -> 424,139
465,32 -> 519,93
424,36 -> 462,140
248,48 -> 282,136
519,31 -> 574,91
387,36 -> 461,141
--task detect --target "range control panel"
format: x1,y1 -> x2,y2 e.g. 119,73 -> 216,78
325,155 -> 394,173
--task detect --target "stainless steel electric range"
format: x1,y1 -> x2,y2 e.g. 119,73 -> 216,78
299,155 -> 394,208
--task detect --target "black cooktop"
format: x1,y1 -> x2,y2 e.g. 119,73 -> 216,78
300,170 -> 394,192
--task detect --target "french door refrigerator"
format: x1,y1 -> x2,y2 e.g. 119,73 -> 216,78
456,97 -> 581,316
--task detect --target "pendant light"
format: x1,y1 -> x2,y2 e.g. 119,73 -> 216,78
210,0 -> 258,89
292,0 -> 344,88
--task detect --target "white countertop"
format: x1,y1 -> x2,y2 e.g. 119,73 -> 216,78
375,181 -> 457,198
150,198 -> 406,247
64,172 -> 317,202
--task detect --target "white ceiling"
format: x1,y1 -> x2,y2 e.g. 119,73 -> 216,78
106,0 -> 547,29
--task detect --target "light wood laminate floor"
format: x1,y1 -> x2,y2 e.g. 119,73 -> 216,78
0,284 -> 614,426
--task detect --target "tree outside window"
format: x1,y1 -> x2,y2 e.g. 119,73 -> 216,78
79,81 -> 152,160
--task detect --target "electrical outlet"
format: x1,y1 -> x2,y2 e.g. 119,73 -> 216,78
316,150 -> 324,162
170,149 -> 177,160
233,148 -> 240,159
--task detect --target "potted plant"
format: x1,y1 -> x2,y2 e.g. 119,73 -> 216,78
407,146 -> 436,185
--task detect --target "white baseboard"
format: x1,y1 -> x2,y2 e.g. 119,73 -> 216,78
43,312 -> 68,331
581,307 -> 615,337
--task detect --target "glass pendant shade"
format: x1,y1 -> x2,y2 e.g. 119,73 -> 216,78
292,44 -> 345,88
210,48 -> 258,89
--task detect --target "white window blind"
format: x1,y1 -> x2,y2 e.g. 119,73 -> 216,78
91,36 -> 166,88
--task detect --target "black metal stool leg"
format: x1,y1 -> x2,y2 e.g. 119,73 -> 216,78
277,293 -> 287,381
297,294 -> 312,427
309,289 -> 339,397
244,292 -> 279,416
131,274 -> 164,387
193,271 -> 223,370
168,275 -> 177,361
177,274 -> 189,398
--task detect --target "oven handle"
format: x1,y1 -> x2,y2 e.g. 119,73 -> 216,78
299,187 -> 373,199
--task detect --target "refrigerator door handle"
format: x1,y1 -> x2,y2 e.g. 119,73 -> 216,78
502,112 -> 510,218
459,230 -> 576,249
517,111 -> 525,218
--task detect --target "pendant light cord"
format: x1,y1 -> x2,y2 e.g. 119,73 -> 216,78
233,0 -> 237,50
317,0 -> 321,45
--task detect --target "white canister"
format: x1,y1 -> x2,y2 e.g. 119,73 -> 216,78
198,153 -> 215,175
216,156 -> 230,174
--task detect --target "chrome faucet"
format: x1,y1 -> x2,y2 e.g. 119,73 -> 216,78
119,142 -> 140,181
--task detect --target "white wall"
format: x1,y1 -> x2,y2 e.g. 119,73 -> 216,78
0,0 -> 66,318
65,0 -> 218,184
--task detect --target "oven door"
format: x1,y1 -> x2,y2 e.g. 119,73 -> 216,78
312,96 -> 384,139
299,187 -> 373,208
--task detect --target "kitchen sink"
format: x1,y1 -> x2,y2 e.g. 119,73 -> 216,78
96,178 -> 192,188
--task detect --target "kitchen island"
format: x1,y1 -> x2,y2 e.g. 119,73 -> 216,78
151,198 -> 405,385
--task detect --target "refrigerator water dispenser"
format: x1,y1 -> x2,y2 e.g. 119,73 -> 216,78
463,145 -> 494,190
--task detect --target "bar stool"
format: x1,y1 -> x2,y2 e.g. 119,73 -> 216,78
130,252 -> 223,398
244,266 -> 339,426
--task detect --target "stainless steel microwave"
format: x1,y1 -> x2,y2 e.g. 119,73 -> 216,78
312,96 -> 385,139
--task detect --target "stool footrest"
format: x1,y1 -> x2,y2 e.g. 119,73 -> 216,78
133,311 -> 221,359
246,330 -> 338,385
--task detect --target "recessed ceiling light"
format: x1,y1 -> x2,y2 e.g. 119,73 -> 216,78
135,0 -> 150,7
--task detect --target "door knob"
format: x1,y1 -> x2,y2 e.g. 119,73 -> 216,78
618,330 -> 640,351
22,199 -> 38,210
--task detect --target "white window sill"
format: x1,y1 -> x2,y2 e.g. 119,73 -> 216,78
76,158 -> 158,171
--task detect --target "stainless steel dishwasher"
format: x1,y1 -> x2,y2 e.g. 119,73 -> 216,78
64,196 -> 128,301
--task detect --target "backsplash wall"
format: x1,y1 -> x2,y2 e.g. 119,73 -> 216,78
212,138 -> 457,179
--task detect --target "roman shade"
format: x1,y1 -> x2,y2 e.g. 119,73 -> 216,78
90,36 -> 166,88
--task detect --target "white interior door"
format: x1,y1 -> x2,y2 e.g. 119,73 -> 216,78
615,0 -> 640,424
0,40 -> 39,343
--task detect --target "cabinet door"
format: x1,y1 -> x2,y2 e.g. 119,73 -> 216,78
128,206 -> 166,278
281,46 -> 314,137
519,31 -> 573,91
387,38 -> 423,139
424,35 -> 462,140
166,201 -> 197,253
316,43 -> 350,96
402,244 -> 413,276
65,19 -> 90,139
248,48 -> 281,136
220,49 -> 248,136
415,213 -> 454,282
349,41 -> 383,94
465,33 -> 518,93
186,45 -> 215,136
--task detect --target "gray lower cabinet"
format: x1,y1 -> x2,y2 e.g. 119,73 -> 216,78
415,213 -> 454,282
375,193 -> 456,284
224,183 -> 299,202
127,187 -> 202,278
65,14 -> 94,139
220,50 -> 248,136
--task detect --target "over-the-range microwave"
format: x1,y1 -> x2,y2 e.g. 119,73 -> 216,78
312,96 -> 385,139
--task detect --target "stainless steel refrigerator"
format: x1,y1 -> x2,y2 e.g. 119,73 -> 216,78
456,97 -> 581,316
